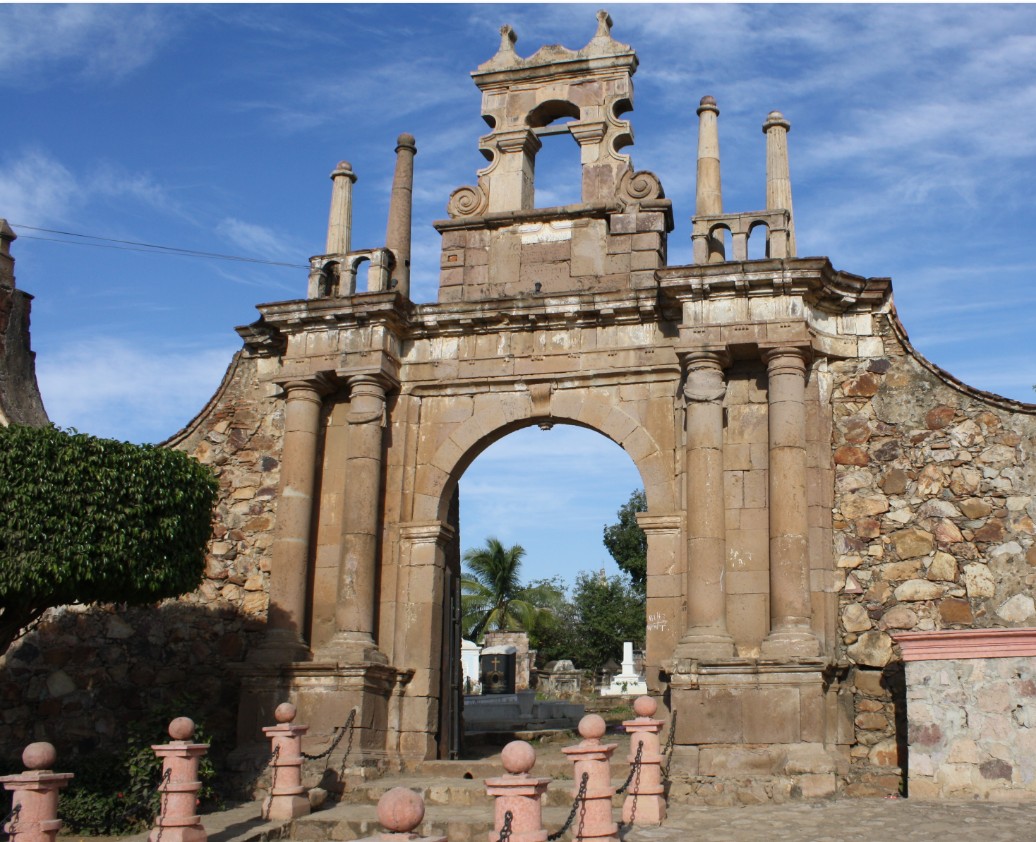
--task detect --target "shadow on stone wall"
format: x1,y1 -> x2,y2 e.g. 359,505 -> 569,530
0,600 -> 262,769
883,661 -> 909,796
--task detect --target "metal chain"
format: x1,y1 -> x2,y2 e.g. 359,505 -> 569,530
547,771 -> 589,842
615,740 -> 644,795
660,711 -> 677,784
260,745 -> 280,821
302,708 -> 357,761
497,809 -> 513,842
153,768 -> 172,842
2,802 -> 21,838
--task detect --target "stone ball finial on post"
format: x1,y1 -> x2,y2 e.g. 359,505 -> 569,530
261,702 -> 310,820
149,717 -> 209,842
621,696 -> 666,825
0,742 -> 73,842
484,740 -> 550,842
562,715 -> 618,842
345,787 -> 445,842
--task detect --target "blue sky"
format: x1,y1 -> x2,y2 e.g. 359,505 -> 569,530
3,4 -> 1036,587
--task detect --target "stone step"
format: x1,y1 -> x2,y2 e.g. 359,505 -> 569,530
289,802 -> 588,842
413,757 -> 576,780
339,774 -> 627,809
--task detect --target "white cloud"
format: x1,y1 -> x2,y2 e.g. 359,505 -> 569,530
0,6 -> 175,87
0,149 -> 79,226
35,337 -> 238,444
216,217 -> 302,262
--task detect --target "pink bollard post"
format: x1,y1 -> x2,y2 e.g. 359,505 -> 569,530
373,787 -> 446,842
261,703 -> 310,820
149,717 -> 209,842
0,743 -> 73,842
621,696 -> 666,825
484,741 -> 550,842
561,715 -> 618,842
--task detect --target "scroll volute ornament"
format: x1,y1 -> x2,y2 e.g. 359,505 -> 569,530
617,169 -> 664,210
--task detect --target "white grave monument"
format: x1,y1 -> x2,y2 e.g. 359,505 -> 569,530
600,641 -> 647,696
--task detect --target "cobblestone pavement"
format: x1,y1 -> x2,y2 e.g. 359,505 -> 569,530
627,799 -> 1036,842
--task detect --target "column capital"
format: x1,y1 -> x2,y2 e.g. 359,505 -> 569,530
398,520 -> 456,548
635,512 -> 682,535
760,343 -> 811,375
493,128 -> 542,157
678,348 -> 729,404
279,373 -> 337,401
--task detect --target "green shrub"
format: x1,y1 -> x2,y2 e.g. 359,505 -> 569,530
59,705 -> 220,835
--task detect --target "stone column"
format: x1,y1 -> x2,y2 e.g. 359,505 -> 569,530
761,346 -> 819,657
763,111 -> 796,257
385,134 -> 416,298
326,375 -> 390,663
695,96 -> 724,263
259,378 -> 326,662
326,161 -> 357,255
675,350 -> 735,660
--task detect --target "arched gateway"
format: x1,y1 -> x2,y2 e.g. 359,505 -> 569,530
225,10 -> 858,783
149,11 -> 1036,799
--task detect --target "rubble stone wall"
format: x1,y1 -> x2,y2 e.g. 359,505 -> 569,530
905,655 -> 1036,798
831,310 -> 1036,794
0,352 -> 282,762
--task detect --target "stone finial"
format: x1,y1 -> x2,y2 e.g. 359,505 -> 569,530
501,740 -> 536,774
762,110 -> 791,133
0,219 -> 15,289
498,24 -> 517,54
22,742 -> 57,771
385,131 -> 417,298
326,161 -> 357,257
377,787 -> 425,834
168,717 -> 195,741
695,93 -> 725,262
593,10 -> 613,39
762,109 -> 796,257
697,95 -> 719,116
274,702 -> 297,724
632,695 -> 658,718
578,713 -> 607,742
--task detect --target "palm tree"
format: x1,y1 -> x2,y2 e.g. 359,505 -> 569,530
461,537 -> 544,642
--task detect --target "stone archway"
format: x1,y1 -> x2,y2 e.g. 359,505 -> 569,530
220,11 -> 892,795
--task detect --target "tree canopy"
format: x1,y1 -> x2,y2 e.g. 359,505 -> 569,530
460,537 -> 549,642
603,488 -> 648,593
568,571 -> 645,671
0,424 -> 219,654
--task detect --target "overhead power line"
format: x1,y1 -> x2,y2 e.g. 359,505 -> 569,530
10,223 -> 310,270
